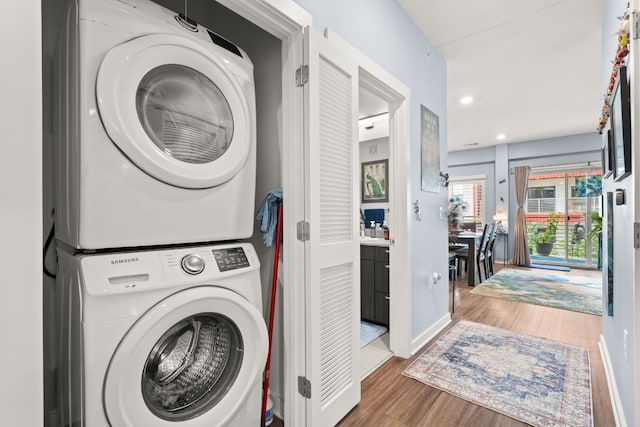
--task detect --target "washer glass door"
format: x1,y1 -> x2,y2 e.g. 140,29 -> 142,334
142,313 -> 242,421
104,286 -> 267,426
136,64 -> 234,166
96,34 -> 253,189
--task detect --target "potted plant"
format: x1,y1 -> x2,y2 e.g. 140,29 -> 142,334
531,212 -> 561,256
447,195 -> 469,232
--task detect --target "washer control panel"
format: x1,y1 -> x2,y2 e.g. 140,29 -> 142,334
212,247 -> 250,272
181,254 -> 205,275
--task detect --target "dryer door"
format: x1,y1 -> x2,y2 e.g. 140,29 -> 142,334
96,34 -> 253,189
103,286 -> 267,426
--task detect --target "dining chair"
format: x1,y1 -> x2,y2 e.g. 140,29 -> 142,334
448,252 -> 458,281
453,244 -> 469,277
475,223 -> 494,283
449,253 -> 457,313
484,223 -> 498,277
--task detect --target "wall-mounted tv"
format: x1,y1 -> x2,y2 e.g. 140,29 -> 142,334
610,65 -> 631,181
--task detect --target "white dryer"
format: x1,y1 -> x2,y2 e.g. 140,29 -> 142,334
55,0 -> 257,249
56,242 -> 268,426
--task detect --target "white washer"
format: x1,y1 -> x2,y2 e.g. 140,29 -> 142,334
56,242 -> 268,427
55,0 -> 257,250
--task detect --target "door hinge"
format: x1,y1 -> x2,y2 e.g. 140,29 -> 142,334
297,221 -> 310,241
298,376 -> 311,399
296,65 -> 309,86
633,11 -> 640,40
635,223 -> 640,248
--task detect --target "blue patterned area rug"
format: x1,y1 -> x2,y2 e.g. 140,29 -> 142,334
403,321 -> 592,427
470,268 -> 602,315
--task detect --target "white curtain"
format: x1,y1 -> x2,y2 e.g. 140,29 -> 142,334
512,166 -> 530,265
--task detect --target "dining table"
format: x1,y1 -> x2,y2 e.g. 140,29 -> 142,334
449,231 -> 483,287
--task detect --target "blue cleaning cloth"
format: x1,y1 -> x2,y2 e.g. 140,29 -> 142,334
256,188 -> 283,247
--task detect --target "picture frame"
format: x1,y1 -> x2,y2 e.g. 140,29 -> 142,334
601,129 -> 613,178
420,104 -> 441,193
611,66 -> 631,182
362,159 -> 388,203
606,191 -> 614,316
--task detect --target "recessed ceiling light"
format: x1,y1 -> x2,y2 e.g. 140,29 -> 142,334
460,96 -> 474,105
496,134 -> 506,141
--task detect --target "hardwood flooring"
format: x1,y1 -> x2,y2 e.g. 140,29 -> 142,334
335,264 -> 615,427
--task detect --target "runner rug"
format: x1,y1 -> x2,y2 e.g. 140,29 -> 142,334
403,320 -> 592,427
470,268 -> 602,315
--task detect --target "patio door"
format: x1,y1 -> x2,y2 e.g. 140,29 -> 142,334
526,163 -> 602,268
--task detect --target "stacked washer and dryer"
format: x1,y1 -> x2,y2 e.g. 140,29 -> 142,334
54,0 -> 268,425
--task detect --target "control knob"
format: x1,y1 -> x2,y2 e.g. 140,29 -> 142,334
181,254 -> 205,275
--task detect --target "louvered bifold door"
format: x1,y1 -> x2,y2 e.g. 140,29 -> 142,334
303,27 -> 360,427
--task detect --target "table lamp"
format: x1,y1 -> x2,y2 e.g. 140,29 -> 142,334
493,211 -> 507,233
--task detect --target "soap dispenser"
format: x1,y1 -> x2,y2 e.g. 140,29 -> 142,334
383,220 -> 389,240
375,222 -> 384,238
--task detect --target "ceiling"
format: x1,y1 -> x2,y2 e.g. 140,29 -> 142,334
390,0 -> 604,152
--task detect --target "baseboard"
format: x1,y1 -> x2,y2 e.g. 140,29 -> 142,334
599,334 -> 626,427
410,312 -> 451,356
271,391 -> 284,421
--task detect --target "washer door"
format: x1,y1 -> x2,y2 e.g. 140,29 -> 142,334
96,34 -> 252,189
104,286 -> 267,426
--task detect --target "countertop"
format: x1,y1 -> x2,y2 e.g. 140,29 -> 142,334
360,237 -> 390,247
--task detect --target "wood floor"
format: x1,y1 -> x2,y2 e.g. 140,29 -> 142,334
335,264 -> 615,426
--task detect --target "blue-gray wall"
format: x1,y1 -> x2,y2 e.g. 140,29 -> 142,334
600,0 -> 635,424
293,0 -> 449,340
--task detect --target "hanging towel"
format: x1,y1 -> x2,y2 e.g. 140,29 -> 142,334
256,188 -> 283,247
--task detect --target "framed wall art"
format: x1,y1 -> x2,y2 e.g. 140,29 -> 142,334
611,66 -> 631,182
362,159 -> 388,203
606,191 -> 614,316
420,104 -> 440,193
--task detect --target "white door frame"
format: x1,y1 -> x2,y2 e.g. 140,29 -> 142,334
324,30 -> 412,358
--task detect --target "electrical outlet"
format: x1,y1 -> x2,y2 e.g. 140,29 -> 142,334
624,329 -> 629,360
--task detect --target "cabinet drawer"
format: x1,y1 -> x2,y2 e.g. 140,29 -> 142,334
374,246 -> 389,262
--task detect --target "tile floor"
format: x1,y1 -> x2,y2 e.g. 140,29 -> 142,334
360,332 -> 392,379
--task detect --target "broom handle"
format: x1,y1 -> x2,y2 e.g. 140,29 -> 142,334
261,203 -> 283,425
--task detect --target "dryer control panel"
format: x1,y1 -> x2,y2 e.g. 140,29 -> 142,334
212,247 -> 250,272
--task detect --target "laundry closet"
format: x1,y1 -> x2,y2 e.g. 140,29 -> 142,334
41,0 -> 286,424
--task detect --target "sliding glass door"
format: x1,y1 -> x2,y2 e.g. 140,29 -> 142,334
525,163 -> 602,268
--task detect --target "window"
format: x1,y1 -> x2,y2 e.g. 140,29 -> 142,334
527,186 -> 556,212
528,186 -> 555,199
448,177 -> 485,224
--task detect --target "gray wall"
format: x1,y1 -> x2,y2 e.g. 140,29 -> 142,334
293,0 -> 449,341
600,0 -> 635,424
